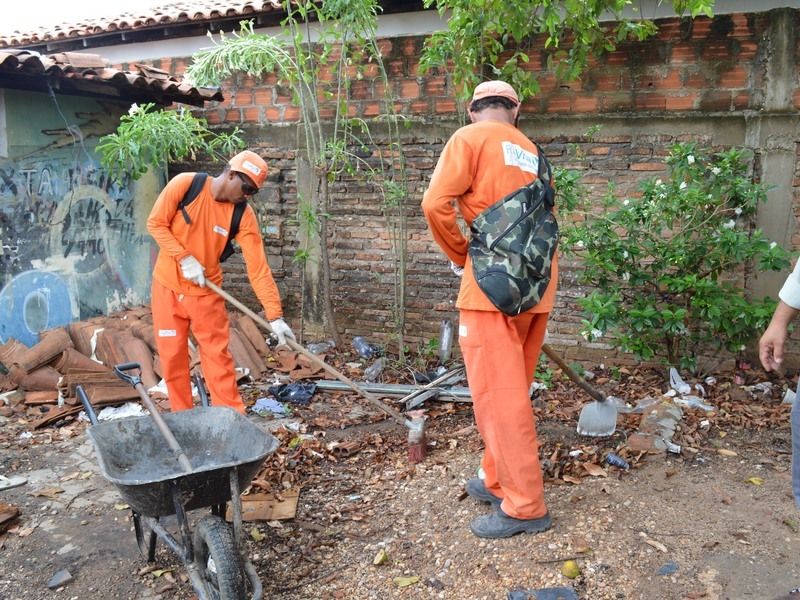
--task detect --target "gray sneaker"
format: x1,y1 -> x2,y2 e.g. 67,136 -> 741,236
470,508 -> 552,539
465,478 -> 502,510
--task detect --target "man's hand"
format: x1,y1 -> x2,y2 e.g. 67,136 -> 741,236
269,318 -> 296,347
179,255 -> 206,287
450,261 -> 465,277
759,323 -> 789,372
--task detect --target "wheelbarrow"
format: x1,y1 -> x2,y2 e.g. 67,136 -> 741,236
77,363 -> 279,600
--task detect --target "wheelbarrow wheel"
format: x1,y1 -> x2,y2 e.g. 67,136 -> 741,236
193,515 -> 247,600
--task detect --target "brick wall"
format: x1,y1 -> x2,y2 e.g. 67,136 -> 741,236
133,8 -> 800,368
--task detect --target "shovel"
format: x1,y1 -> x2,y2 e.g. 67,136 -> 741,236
540,343 -> 618,437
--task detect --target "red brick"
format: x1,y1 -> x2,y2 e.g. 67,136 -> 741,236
397,79 -> 419,99
242,107 -> 260,122
544,97 -> 571,113
224,109 -> 241,123
666,94 -> 697,111
670,44 -> 697,63
263,107 -> 280,120
434,99 -> 457,114
253,88 -> 272,105
233,92 -> 252,107
635,93 -> 667,110
718,66 -> 749,89
283,106 -> 301,121
631,162 -> 667,171
573,96 -> 599,113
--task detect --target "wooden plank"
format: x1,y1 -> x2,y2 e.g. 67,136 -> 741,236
225,490 -> 299,522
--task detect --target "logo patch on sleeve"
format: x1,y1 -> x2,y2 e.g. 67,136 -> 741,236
214,225 -> 229,236
158,329 -> 177,337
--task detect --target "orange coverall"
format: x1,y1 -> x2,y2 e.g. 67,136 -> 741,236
147,173 -> 284,413
422,119 -> 557,520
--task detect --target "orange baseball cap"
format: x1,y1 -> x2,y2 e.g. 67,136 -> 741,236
471,80 -> 520,104
229,150 -> 268,188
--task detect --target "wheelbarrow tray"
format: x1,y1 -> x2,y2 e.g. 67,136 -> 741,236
86,406 -> 279,518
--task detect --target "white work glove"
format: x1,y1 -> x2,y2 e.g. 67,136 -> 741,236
450,261 -> 465,277
179,255 -> 206,287
268,318 -> 296,347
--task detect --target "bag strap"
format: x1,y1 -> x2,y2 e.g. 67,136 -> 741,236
177,172 -> 209,224
533,144 -> 556,209
219,201 -> 248,263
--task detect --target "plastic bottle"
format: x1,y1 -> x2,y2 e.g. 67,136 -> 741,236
352,336 -> 375,359
605,453 -> 630,469
364,357 -> 385,382
438,319 -> 454,362
306,342 -> 331,354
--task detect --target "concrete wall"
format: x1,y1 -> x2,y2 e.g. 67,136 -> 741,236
119,8 -> 800,366
0,89 -> 162,346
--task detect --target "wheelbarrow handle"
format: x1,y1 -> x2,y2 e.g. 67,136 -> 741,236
76,386 -> 99,426
114,362 -> 143,388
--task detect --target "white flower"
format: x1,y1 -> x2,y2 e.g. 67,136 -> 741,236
622,272 -> 630,281
688,155 -> 695,164
734,207 -> 742,215
712,167 -> 721,175
679,181 -> 687,190
128,103 -> 141,115
655,179 -> 663,186
739,344 -> 746,352
770,241 -> 777,249
623,250 -> 629,259
623,199 -> 630,206
591,328 -> 603,339
722,220 -> 736,230
576,240 -> 585,249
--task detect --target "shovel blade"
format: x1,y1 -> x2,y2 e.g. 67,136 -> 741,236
576,400 -> 617,437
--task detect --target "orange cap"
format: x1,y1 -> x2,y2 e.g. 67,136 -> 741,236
471,80 -> 519,104
229,150 -> 268,188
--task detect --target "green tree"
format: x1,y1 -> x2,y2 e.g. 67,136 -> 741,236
420,0 -> 714,106
187,1 -> 410,350
561,143 -> 793,375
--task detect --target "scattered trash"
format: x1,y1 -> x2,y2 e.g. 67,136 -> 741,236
0,475 -> 27,491
694,383 -> 706,397
352,336 -> 380,359
744,382 -> 773,396
47,569 -> 72,590
673,396 -> 714,411
669,368 -> 692,395
663,440 -> 682,454
704,376 -> 717,386
252,397 -> 290,417
612,395 -> 661,414
374,549 -> 389,565
438,319 -> 454,362
507,588 -> 578,600
267,383 -> 317,405
784,388 -> 797,405
744,477 -> 763,485
657,561 -> 678,575
93,402 -> 146,421
605,453 -> 630,469
364,357 -> 386,382
306,342 -> 331,354
733,373 -> 746,386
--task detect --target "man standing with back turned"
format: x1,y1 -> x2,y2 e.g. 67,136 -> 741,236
422,81 -> 557,538
147,150 -> 295,415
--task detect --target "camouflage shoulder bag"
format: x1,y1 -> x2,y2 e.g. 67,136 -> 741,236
468,144 -> 558,316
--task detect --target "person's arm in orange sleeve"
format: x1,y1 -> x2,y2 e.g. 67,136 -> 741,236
421,133 -> 474,267
146,175 -> 192,262
236,207 -> 284,321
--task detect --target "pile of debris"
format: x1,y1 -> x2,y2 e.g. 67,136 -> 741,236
0,304 -> 326,429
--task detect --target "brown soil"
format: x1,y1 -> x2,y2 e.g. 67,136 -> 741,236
1,360 -> 799,600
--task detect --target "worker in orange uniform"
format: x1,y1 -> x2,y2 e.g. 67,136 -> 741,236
422,81 -> 557,539
147,150 -> 295,414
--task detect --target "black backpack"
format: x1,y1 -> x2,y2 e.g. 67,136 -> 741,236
176,172 -> 246,263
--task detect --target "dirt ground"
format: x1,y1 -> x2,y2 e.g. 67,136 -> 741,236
1,358 -> 799,600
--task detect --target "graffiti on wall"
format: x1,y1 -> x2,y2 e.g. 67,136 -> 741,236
0,159 -> 154,346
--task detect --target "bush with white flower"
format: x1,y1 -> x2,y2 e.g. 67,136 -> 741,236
561,142 -> 793,374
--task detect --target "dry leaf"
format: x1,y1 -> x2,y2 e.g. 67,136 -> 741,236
686,591 -> 708,599
717,449 -> 737,457
582,462 -> 608,477
702,541 -> 719,548
743,477 -> 763,485
563,475 -> 582,485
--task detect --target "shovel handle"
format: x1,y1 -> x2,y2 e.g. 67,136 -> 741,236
204,281 -> 409,429
114,362 -> 194,473
541,344 -> 606,402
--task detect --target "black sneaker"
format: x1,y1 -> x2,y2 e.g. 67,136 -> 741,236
470,507 -> 552,539
465,478 -> 502,510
